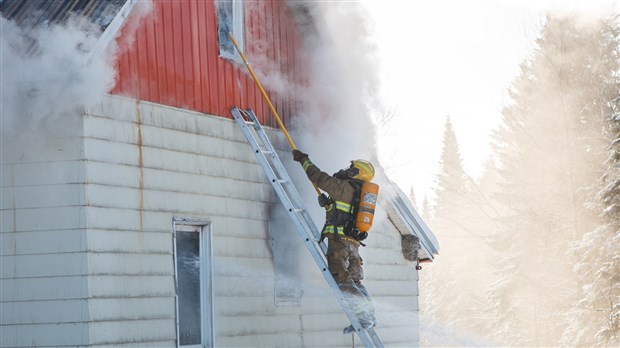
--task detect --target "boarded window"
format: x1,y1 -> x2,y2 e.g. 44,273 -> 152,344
174,219 -> 213,347
216,0 -> 243,61
270,203 -> 304,306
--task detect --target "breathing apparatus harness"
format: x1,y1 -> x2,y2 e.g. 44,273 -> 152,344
319,170 -> 369,246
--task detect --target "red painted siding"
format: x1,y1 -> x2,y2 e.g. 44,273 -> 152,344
111,0 -> 305,125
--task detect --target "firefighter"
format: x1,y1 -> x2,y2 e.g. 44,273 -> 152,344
292,149 -> 376,332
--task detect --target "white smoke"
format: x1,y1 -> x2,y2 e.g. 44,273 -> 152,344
237,1 -> 395,309
291,2 -> 382,166
280,1 -> 392,231
0,16 -> 117,137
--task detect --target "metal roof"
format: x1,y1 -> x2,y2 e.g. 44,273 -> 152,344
0,0 -> 136,60
378,169 -> 440,262
0,0 -> 126,30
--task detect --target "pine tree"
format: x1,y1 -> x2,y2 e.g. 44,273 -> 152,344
420,116 -> 468,345
489,12 -> 617,346
421,116 -> 499,345
562,92 -> 620,347
433,116 -> 468,220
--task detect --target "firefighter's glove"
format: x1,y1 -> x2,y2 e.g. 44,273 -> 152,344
318,193 -> 331,207
292,149 -> 308,163
357,232 -> 368,241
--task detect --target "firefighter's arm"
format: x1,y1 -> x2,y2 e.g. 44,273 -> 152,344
304,164 -> 338,191
292,150 -> 342,195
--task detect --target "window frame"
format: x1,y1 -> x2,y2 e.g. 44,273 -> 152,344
173,218 -> 214,348
216,0 -> 244,62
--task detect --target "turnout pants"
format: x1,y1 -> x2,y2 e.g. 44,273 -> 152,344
326,236 -> 375,327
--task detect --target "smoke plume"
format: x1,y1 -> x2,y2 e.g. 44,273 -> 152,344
0,16 -> 116,137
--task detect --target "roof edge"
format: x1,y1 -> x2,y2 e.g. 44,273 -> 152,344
86,0 -> 137,63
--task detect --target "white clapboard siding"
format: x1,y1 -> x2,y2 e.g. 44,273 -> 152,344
86,229 -> 171,254
6,206 -> 85,232
377,331 -> 419,347
214,274 -> 276,298
3,299 -> 88,324
1,229 -> 86,255
215,332 -> 302,348
87,252 -> 171,276
0,133 -> 89,347
1,136 -> 83,164
81,95 -> 285,346
363,247 -> 410,265
2,94 -> 424,347
369,229 -> 405,250
366,280 -> 419,297
1,253 -> 87,278
83,161 -> 142,188
1,184 -> 84,209
217,313 -> 301,336
89,275 -> 174,298
303,330 -> 360,348
88,297 -> 175,321
88,318 -> 176,346
0,275 -> 87,302
214,235 -> 273,259
1,323 -> 89,347
211,216 -> 271,239
300,312 -> 351,332
373,295 -> 420,312
216,296 -> 277,316
1,160 -> 84,187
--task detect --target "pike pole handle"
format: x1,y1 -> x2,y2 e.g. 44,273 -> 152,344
228,33 -> 321,196
228,33 -> 296,149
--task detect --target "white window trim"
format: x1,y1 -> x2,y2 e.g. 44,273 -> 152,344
173,218 -> 214,348
218,0 -> 244,63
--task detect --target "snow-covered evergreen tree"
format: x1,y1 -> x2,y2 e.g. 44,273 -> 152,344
433,116 -> 468,220
489,12 -> 617,347
562,89 -> 620,347
421,117 -> 499,345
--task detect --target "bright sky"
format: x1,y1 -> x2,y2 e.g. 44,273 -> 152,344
365,0 -> 619,204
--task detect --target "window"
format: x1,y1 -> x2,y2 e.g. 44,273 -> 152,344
216,0 -> 244,61
173,218 -> 213,347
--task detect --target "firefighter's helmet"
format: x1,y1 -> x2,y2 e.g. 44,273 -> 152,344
350,159 -> 375,182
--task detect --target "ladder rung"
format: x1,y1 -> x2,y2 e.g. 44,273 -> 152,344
272,178 -> 289,184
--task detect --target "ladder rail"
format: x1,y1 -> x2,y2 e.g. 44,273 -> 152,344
231,107 -> 383,348
234,110 -> 326,258
238,109 -> 324,245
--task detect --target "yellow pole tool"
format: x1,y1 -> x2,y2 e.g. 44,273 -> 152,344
228,32 -> 296,149
228,33 -> 321,196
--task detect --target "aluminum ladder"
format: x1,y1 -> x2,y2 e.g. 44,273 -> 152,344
231,107 -> 384,348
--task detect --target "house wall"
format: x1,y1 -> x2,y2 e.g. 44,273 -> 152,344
1,120 -> 90,346
364,219 -> 421,346
1,94 -> 421,347
84,95 -> 421,347
81,94 -> 278,346
111,0 -> 305,128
